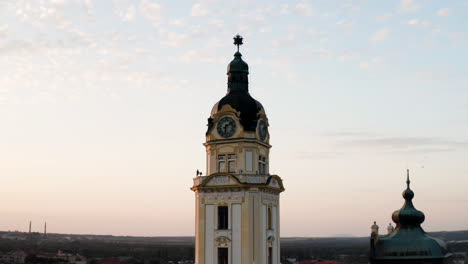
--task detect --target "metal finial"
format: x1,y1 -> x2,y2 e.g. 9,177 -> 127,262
233,34 -> 243,52
406,169 -> 410,188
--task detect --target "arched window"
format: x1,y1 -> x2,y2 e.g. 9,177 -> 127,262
218,206 -> 228,230
267,207 -> 272,229
218,248 -> 228,264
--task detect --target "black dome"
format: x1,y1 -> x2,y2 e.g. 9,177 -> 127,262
212,91 -> 263,131
206,35 -> 265,134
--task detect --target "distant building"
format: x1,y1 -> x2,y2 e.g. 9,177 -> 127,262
450,252 -> 467,264
191,35 -> 285,264
370,170 -> 452,264
0,232 -> 28,241
0,251 -> 27,264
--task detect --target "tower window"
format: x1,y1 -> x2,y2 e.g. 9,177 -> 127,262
245,151 -> 253,171
218,248 -> 228,264
267,207 -> 272,229
258,156 -> 267,174
228,154 -> 236,173
218,155 -> 226,173
218,154 -> 236,173
268,247 -> 273,264
218,206 -> 228,230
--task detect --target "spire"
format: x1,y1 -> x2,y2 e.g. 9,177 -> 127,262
233,34 -> 243,52
403,169 -> 414,201
227,34 -> 249,93
391,170 -> 425,227
406,169 -> 410,188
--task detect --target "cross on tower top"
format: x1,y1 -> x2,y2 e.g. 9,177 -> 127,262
233,34 -> 243,52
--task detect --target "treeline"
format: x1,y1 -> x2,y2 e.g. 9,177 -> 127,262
0,238 -> 369,262
0,239 -> 194,261
1,237 -> 466,264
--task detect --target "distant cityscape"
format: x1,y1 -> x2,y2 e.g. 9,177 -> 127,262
1,228 -> 467,264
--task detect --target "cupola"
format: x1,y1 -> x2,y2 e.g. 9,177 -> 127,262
369,170 -> 451,264
207,35 -> 267,134
391,170 -> 425,227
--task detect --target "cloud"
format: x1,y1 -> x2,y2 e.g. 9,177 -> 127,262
168,49 -> 222,64
208,19 -> 224,31
190,3 -> 209,17
294,150 -> 344,160
49,0 -> 68,5
337,52 -> 359,62
280,4 -> 290,14
375,13 -> 393,22
0,25 -> 9,38
156,25 -> 208,49
13,1 -> 73,29
113,1 -> 136,22
159,31 -> 189,48
359,57 -> 384,69
297,132 -> 468,159
339,1 -> 362,12
270,33 -> 296,49
342,137 -> 466,151
407,19 -> 431,27
399,0 -> 420,13
123,6 -> 136,21
336,21 -> 354,32
139,0 -> 163,25
325,132 -> 468,154
169,18 -> 185,26
437,8 -> 450,17
370,28 -> 390,43
323,131 -> 372,138
293,1 -> 313,16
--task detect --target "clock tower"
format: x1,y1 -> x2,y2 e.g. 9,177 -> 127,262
192,35 -> 285,264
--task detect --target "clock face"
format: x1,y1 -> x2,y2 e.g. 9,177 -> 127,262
217,117 -> 236,138
258,119 -> 267,141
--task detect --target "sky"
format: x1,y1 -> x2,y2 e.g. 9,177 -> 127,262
1,0 -> 468,237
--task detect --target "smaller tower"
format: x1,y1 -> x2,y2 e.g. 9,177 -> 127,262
28,221 -> 31,235
369,170 -> 452,264
44,222 -> 47,238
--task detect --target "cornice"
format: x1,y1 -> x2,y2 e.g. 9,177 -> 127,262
204,138 -> 271,148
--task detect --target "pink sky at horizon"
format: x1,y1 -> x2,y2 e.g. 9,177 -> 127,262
1,0 -> 468,237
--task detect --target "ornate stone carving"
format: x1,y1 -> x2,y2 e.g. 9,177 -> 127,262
205,176 -> 237,186
267,236 -> 275,247
215,236 -> 231,247
237,174 -> 268,184
262,192 -> 279,206
269,177 -> 280,188
200,192 -> 245,204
